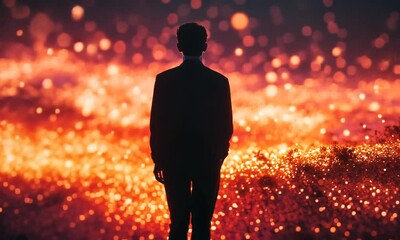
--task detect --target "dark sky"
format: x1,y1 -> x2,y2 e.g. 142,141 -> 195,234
0,0 -> 399,80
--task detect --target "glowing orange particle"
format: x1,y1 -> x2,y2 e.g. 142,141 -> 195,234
113,40 -> 126,54
71,5 -> 84,21
16,29 -> 24,36
332,47 -> 342,57
190,0 -> 202,9
343,129 -> 350,137
42,78 -> 53,89
152,44 -> 167,60
73,42 -> 84,53
374,38 -> 385,48
167,13 -> 178,25
358,55 -> 372,69
99,38 -> 112,51
242,35 -> 255,47
231,12 -> 249,30
57,33 -> 72,48
265,71 -> 278,83
132,53 -> 144,64
234,48 -> 243,56
393,65 -> 400,75
271,58 -> 282,68
289,55 -> 301,67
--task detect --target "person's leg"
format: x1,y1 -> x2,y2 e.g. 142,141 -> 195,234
164,169 -> 191,240
190,168 -> 221,240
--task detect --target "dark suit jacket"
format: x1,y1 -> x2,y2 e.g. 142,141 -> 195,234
150,59 -> 233,170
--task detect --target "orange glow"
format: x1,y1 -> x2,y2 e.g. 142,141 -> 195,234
271,58 -> 282,68
57,33 -> 72,48
73,42 -> 84,52
358,55 -> 372,69
167,13 -> 178,25
152,44 -> 167,60
234,48 -> 243,56
86,43 -> 98,55
265,71 -> 278,83
374,37 -> 385,48
71,5 -> 85,21
231,12 -> 249,30
42,78 -> 53,89
1,62 -> 393,236
289,55 -> 301,67
16,29 -> 24,36
190,0 -> 202,9
242,35 -> 255,47
332,47 -> 342,57
113,40 -> 126,54
132,53 -> 144,64
99,38 -> 112,51
393,65 -> 400,75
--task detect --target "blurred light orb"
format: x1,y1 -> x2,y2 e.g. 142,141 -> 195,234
231,12 -> 249,30
152,44 -> 167,60
368,102 -> 380,112
343,129 -> 351,137
190,0 -> 202,9
242,35 -> 255,47
234,48 -> 243,56
57,33 -> 72,48
265,71 -> 278,83
71,5 -> 85,21
271,58 -> 282,68
99,38 -> 111,51
42,78 -> 53,89
132,53 -> 144,64
358,55 -> 372,69
290,55 -> 301,66
332,47 -> 342,57
16,29 -> 24,37
393,65 -> 400,75
113,40 -> 126,54
73,42 -> 84,53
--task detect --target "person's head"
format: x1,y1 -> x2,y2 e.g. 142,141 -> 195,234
177,22 -> 207,56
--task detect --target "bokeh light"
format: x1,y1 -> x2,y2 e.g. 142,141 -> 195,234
231,12 -> 249,30
0,1 -> 400,239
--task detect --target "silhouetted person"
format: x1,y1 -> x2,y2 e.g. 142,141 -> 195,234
150,22 -> 233,240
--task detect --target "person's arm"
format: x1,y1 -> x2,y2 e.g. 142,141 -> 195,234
150,75 -> 166,183
219,77 -> 233,163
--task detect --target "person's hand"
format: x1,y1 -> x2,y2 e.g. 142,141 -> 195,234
153,164 -> 165,184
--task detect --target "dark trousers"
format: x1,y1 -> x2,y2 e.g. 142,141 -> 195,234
164,160 -> 221,240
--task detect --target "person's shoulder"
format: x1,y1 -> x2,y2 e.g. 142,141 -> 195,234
156,66 -> 180,80
204,66 -> 228,81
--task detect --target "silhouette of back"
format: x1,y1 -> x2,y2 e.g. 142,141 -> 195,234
151,59 -> 232,170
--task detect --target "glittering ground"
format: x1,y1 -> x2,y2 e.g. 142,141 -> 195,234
0,55 -> 399,240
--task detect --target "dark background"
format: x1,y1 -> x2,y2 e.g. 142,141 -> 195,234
0,0 -> 399,82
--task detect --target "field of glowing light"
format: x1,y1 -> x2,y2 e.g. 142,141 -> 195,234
0,54 -> 400,240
